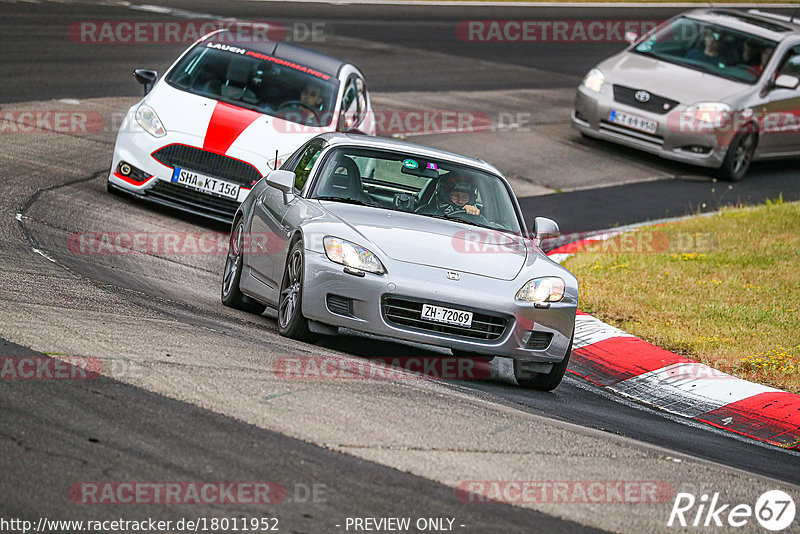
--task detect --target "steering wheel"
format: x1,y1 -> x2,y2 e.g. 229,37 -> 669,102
446,208 -> 491,225
277,100 -> 320,124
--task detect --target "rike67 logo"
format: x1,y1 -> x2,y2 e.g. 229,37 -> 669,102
668,490 -> 795,531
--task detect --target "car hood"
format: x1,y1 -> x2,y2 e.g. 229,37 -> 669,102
321,202 -> 528,280
601,52 -> 749,104
146,83 -> 328,164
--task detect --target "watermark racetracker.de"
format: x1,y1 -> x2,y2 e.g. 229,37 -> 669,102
273,355 -> 495,381
456,480 -> 674,504
68,20 -> 327,43
0,110 -> 104,134
0,356 -> 102,380
450,228 -> 718,255
69,481 -> 327,504
457,19 -> 661,43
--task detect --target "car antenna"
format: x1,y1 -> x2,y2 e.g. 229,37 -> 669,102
274,149 -> 278,170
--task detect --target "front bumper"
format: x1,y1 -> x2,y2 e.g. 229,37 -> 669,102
107,110 -> 265,223
572,85 -> 733,170
301,250 -> 576,363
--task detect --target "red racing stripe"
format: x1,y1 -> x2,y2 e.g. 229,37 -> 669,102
695,392 -> 800,449
570,337 -> 692,386
203,102 -> 262,156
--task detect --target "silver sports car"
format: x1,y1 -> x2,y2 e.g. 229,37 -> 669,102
221,133 -> 578,390
572,9 -> 800,181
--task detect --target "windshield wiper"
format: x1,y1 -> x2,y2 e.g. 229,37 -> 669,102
421,212 -> 501,232
315,196 -> 376,207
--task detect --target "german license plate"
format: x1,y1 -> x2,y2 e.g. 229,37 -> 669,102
608,109 -> 658,134
171,167 -> 240,200
421,304 -> 473,328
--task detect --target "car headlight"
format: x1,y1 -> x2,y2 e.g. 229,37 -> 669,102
516,277 -> 565,303
135,104 -> 166,137
684,102 -> 731,125
582,68 -> 605,93
323,236 -> 385,275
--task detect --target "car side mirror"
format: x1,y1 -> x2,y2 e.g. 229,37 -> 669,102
533,217 -> 560,241
134,69 -> 158,95
774,74 -> 800,91
266,169 -> 296,204
624,31 -> 639,45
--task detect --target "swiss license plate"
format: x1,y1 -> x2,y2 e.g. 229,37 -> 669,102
608,109 -> 658,134
421,304 -> 473,328
171,167 -> 240,200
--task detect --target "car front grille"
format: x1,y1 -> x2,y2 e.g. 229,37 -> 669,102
146,180 -> 240,219
151,144 -> 261,186
382,296 -> 508,341
613,85 -> 679,115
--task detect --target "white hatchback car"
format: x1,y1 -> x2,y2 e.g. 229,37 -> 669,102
108,30 -> 374,222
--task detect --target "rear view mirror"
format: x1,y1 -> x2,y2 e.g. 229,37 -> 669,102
134,69 -> 158,95
774,74 -> 800,90
266,169 -> 296,204
533,217 -> 560,241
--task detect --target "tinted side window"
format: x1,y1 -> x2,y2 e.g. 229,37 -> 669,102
776,45 -> 800,80
292,144 -> 323,191
339,76 -> 367,131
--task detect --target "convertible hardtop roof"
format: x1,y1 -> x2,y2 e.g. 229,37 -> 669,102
201,30 -> 348,78
687,9 -> 800,42
318,132 -> 505,178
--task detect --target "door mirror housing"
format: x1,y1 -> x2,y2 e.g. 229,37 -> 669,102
533,217 -> 560,241
774,74 -> 800,91
266,169 -> 296,203
624,31 -> 639,45
134,69 -> 158,95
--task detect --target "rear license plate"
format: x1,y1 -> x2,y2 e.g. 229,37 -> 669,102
421,304 -> 473,328
608,109 -> 658,134
171,167 -> 240,200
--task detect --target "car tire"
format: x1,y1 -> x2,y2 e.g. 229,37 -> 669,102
716,125 -> 756,182
221,220 -> 266,315
514,336 -> 572,391
278,240 -> 316,342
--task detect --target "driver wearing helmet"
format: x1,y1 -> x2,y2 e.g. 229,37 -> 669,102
425,174 -> 481,216
280,82 -> 324,125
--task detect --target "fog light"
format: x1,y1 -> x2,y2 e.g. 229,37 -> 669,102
683,145 -> 711,155
116,161 -> 151,183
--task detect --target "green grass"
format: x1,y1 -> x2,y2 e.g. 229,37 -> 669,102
563,199 -> 800,393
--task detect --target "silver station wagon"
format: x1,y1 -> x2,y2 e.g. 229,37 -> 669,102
572,9 -> 800,181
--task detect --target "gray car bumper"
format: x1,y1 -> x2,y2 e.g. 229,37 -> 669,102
572,86 -> 731,170
301,250 -> 576,364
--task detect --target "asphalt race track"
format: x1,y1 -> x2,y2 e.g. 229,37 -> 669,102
1,1 -> 799,533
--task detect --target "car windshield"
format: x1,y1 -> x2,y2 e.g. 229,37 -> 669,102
166,42 -> 339,127
632,16 -> 778,84
310,147 -> 522,233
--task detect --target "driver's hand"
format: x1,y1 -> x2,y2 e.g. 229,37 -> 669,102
464,204 -> 480,215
